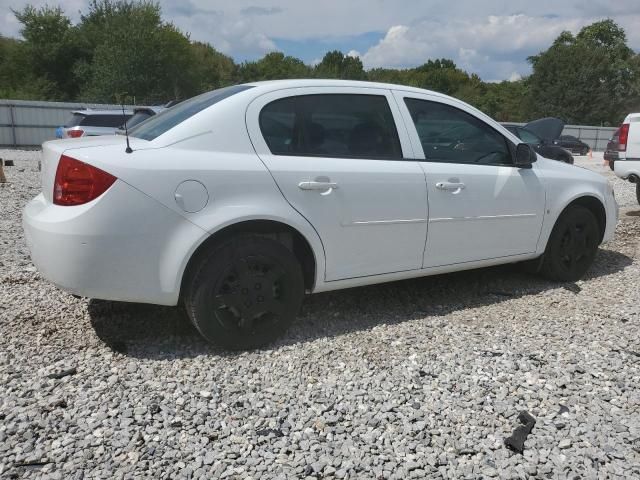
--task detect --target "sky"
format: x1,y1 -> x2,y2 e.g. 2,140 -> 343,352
2,0 -> 640,81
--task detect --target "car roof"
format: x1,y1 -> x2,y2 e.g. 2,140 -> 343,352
245,79 -> 451,99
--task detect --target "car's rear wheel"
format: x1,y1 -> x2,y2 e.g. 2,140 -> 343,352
541,205 -> 599,282
185,235 -> 304,350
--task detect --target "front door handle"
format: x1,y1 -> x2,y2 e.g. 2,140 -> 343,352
436,182 -> 466,192
298,181 -> 339,191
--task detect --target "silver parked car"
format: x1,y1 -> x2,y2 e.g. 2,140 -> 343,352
56,109 -> 133,139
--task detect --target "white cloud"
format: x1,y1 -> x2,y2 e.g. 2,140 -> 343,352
2,1 -> 639,80
346,49 -> 361,58
508,72 -> 523,82
359,14 -> 600,79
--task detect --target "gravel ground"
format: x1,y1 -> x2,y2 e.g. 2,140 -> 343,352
1,149 -> 639,479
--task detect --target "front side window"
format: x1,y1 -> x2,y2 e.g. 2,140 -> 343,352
259,94 -> 402,159
404,98 -> 512,165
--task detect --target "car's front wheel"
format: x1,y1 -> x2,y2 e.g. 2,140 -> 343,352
541,205 -> 600,282
185,235 -> 304,350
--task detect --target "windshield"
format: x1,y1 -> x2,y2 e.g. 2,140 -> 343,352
64,113 -> 85,127
129,85 -> 254,141
518,127 -> 542,144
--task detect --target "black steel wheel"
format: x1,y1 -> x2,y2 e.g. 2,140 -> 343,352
185,235 -> 304,350
541,205 -> 600,282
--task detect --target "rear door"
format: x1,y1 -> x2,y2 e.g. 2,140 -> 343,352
246,87 -> 428,281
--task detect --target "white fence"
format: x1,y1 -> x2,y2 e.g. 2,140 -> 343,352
0,98 -> 621,150
0,99 -> 141,147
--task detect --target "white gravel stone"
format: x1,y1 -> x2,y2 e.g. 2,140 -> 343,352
1,148 -> 639,479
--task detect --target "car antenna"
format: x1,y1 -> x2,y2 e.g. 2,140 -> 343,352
120,96 -> 133,154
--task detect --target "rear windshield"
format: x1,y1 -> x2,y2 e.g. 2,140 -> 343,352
124,111 -> 154,129
129,85 -> 254,141
82,114 -> 131,127
65,113 -> 131,128
64,113 -> 85,127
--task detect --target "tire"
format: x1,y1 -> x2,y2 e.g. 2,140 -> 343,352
636,183 -> 640,205
541,205 -> 600,282
184,235 -> 304,350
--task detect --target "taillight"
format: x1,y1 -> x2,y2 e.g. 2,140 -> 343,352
53,155 -> 116,206
67,129 -> 84,138
618,124 -> 629,152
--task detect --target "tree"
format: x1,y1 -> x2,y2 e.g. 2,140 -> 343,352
190,41 -> 237,91
76,0 -> 199,103
238,52 -> 311,82
314,50 -> 365,80
10,5 -> 80,99
528,20 -> 640,125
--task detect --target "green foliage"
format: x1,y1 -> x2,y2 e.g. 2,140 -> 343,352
528,20 -> 640,125
314,51 -> 365,80
190,41 -> 237,91
1,6 -> 638,125
76,0 -> 199,103
10,5 -> 80,99
238,52 -> 311,82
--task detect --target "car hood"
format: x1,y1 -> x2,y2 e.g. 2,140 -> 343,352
525,117 -> 565,142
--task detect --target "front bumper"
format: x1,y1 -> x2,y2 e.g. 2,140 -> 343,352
23,181 -> 206,305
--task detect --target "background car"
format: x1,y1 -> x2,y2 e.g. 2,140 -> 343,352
117,106 -> 166,133
503,120 -> 574,164
554,135 -> 590,155
604,128 -> 620,170
613,112 -> 640,204
56,109 -> 133,138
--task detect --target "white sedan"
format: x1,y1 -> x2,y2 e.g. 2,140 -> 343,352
23,80 -> 618,349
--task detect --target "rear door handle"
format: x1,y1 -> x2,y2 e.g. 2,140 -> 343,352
298,181 -> 339,191
436,182 -> 466,191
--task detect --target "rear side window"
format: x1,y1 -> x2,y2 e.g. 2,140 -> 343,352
81,114 -> 131,128
259,94 -> 402,159
130,85 -> 254,141
404,98 -> 512,165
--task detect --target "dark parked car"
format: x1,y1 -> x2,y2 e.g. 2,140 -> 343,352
554,135 -> 590,155
604,128 -> 620,171
503,118 -> 574,164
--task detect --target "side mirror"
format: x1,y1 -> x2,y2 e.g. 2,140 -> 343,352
515,143 -> 536,169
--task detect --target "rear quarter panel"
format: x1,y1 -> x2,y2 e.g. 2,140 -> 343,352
61,100 -> 327,296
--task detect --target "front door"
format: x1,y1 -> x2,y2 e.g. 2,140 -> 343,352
394,92 -> 546,267
246,87 -> 428,281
